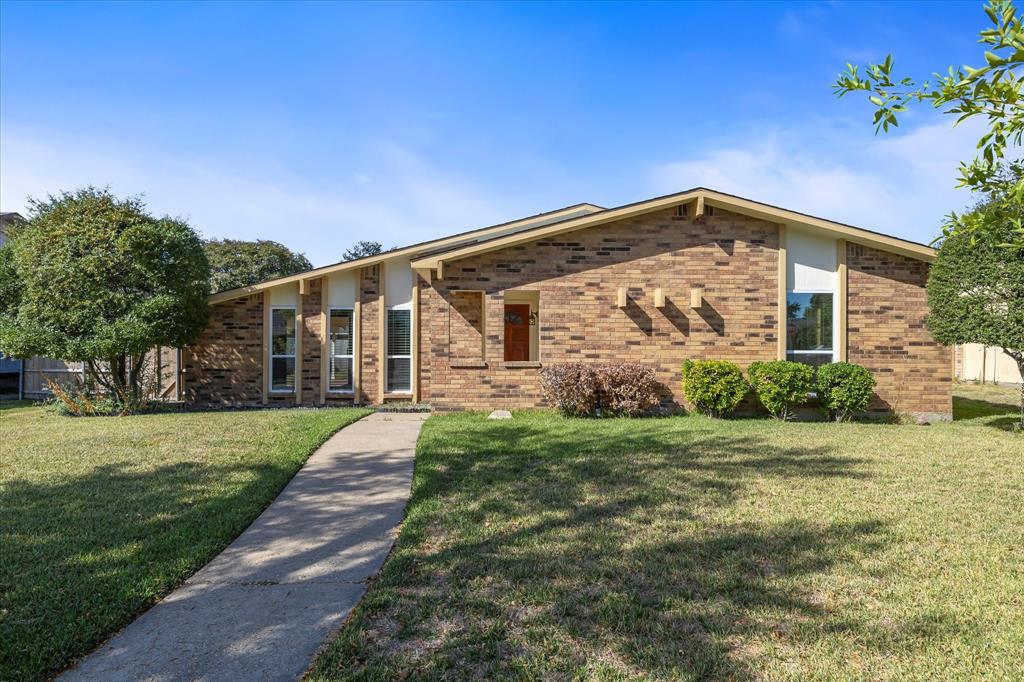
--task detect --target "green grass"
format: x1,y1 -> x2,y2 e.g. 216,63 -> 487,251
310,385 -> 1023,681
0,405 -> 371,681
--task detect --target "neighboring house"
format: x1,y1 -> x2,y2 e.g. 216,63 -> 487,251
955,344 -> 1023,384
184,188 -> 951,421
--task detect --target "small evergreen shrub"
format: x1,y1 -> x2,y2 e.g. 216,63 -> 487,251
815,362 -> 876,421
540,363 -> 600,417
596,362 -> 661,417
681,359 -> 748,417
748,360 -> 814,420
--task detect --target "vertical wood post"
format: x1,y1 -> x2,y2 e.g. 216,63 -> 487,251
837,239 -> 848,362
777,224 -> 787,360
262,293 -> 270,405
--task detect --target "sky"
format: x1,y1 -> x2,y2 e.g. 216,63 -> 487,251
0,0 -> 989,266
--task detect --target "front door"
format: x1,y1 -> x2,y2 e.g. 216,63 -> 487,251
504,304 -> 531,361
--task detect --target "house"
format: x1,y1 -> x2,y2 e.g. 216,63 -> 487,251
185,188 -> 951,421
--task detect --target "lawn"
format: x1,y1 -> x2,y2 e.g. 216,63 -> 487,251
310,384 -> 1023,681
0,404 -> 371,682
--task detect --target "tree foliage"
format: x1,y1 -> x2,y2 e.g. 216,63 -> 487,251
342,240 -> 385,261
927,190 -> 1024,425
815,363 -> 877,422
0,188 -> 210,407
833,0 -> 1024,248
204,238 -> 312,293
747,360 -> 814,420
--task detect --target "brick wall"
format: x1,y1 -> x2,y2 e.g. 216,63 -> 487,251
300,278 -> 323,405
425,206 -> 781,410
847,243 -> 952,419
359,266 -> 381,404
184,293 -> 264,405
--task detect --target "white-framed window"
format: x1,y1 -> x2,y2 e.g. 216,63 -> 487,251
786,291 -> 836,368
329,308 -> 354,393
270,307 -> 297,392
386,306 -> 412,393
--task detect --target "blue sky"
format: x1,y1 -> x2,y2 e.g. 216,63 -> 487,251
1,1 -> 986,266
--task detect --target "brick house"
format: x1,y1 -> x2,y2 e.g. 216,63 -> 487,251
185,188 -> 951,421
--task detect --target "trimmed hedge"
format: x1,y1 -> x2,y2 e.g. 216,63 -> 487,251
539,362 -> 660,417
748,360 -> 814,420
681,359 -> 748,417
816,362 -> 876,421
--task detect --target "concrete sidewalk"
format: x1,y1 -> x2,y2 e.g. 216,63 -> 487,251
61,412 -> 426,682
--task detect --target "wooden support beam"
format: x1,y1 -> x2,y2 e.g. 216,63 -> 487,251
294,300 -> 303,406
777,224 -> 787,360
436,260 -> 445,280
412,279 -> 420,404
690,287 -> 703,309
616,286 -> 627,308
837,239 -> 848,362
262,293 -> 270,404
353,294 -> 362,405
654,287 -> 665,308
695,194 -> 705,218
320,277 -> 328,405
299,278 -> 308,295
378,262 -> 386,404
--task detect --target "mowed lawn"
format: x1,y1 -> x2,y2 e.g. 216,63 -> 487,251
0,404 -> 370,682
311,384 -> 1023,681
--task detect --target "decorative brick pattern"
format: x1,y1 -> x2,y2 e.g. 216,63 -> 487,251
425,207 -> 780,410
448,291 -> 485,362
847,243 -> 951,419
184,294 -> 264,405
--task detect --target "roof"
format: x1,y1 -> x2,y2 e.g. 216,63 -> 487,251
209,188 -> 936,303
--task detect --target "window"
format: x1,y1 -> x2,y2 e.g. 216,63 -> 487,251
270,307 -> 297,392
786,292 -> 834,367
386,308 -> 411,393
329,309 -> 354,392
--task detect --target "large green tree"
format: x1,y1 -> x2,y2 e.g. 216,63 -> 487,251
834,0 -> 1024,249
927,179 -> 1024,426
342,240 -> 384,261
204,238 -> 312,293
0,188 -> 210,405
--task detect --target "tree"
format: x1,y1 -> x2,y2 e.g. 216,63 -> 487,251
0,188 -> 210,407
833,0 -> 1024,249
204,239 -> 312,293
342,240 -> 384,261
926,179 -> 1024,426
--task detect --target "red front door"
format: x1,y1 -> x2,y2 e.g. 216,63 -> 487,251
504,304 -> 531,361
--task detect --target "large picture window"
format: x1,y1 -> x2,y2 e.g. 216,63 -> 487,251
786,292 -> 834,367
270,307 -> 297,392
386,308 -> 411,393
329,309 -> 354,392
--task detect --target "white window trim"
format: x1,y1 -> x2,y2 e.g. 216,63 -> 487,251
786,289 -> 838,363
328,307 -> 355,394
269,306 -> 297,394
386,304 -> 413,394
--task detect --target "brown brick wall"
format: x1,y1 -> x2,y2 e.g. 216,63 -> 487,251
359,266 -> 381,404
300,278 -> 323,405
847,243 -> 952,419
425,206 -> 781,410
184,293 -> 264,405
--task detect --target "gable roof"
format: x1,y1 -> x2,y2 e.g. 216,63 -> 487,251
208,202 -> 603,302
209,187 -> 936,304
409,188 -> 936,275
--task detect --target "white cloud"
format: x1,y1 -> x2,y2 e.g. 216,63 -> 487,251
651,119 -> 986,244
0,126 -> 513,266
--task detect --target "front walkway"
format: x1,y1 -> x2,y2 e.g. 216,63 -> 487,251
61,412 -> 426,682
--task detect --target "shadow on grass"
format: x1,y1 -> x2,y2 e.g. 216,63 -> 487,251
953,393 -> 1022,431
1,456 -> 304,681
313,416 -> 955,680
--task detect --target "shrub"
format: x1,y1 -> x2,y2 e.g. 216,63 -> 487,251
815,362 -> 876,421
540,363 -> 600,417
596,362 -> 661,417
681,359 -> 748,417
540,362 -> 661,417
748,360 -> 815,420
